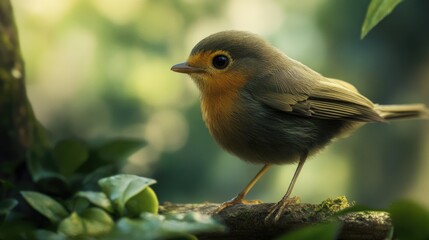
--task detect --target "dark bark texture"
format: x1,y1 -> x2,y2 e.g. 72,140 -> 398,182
0,0 -> 50,189
0,0 -> 29,167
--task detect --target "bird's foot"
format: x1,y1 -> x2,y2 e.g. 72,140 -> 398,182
265,196 -> 300,223
215,195 -> 263,213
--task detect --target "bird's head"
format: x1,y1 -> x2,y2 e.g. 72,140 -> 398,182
171,30 -> 281,95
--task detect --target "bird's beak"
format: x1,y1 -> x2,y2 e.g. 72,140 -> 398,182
171,62 -> 204,74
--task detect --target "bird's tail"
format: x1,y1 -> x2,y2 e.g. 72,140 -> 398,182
375,104 -> 429,121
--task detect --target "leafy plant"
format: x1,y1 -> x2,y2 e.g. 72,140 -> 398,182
98,174 -> 157,216
19,174 -> 155,238
1,173 -> 223,239
21,191 -> 69,223
1,136 -> 224,240
25,137 -> 146,197
361,0 -> 403,38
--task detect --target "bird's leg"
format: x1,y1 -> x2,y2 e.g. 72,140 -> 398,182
215,164 -> 271,213
265,152 -> 308,223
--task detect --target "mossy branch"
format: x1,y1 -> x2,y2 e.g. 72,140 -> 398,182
160,197 -> 392,240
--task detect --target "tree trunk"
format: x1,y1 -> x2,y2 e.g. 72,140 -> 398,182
0,0 -> 50,192
0,0 -> 31,182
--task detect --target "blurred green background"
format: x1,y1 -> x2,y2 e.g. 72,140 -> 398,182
13,0 -> 429,208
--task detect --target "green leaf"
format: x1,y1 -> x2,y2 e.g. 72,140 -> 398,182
58,212 -> 84,237
53,139 -> 89,177
21,191 -> 68,223
388,200 -> 429,240
80,208 -> 114,236
106,212 -> 224,240
0,199 -> 18,223
0,220 -> 35,239
125,186 -> 159,216
0,199 -> 18,215
98,174 -> 156,215
361,0 -> 402,39
276,222 -> 341,240
72,197 -> 90,214
97,138 -> 146,162
58,208 -> 114,237
28,152 -> 67,183
75,191 -> 114,213
32,230 -> 66,240
82,164 -> 118,187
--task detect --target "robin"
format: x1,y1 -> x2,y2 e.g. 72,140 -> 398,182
171,30 -> 428,222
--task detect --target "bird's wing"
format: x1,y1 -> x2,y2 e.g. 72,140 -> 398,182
326,78 -> 359,92
253,70 -> 383,122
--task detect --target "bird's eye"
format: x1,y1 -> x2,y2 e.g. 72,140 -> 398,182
212,55 -> 229,69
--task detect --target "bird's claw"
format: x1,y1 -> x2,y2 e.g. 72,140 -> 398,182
215,196 -> 263,214
265,196 -> 300,223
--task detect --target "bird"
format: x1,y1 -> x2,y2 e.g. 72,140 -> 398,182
170,30 -> 428,222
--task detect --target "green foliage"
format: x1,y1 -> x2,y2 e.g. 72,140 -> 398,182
0,198 -> 17,223
361,0 -> 402,38
388,200 -> 429,240
106,212 -> 225,240
98,174 -> 156,216
125,186 -> 159,216
21,191 -> 69,223
0,199 -> 17,216
1,132 -> 223,239
53,139 -> 89,177
97,139 -> 146,162
276,222 -> 341,240
58,208 -> 114,237
74,191 -> 114,213
11,174 -> 222,239
25,137 -> 145,196
31,230 -> 66,240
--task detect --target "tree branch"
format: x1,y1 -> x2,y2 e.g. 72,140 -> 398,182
160,197 -> 392,240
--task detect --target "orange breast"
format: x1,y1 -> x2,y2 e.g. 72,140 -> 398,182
200,71 -> 247,140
